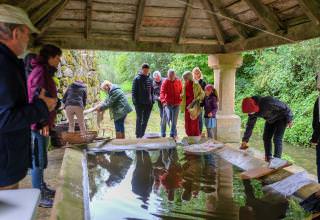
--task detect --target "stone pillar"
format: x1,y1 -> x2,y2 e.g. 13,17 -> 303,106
208,53 -> 243,143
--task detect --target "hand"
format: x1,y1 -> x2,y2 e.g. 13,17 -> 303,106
208,113 -> 213,117
287,121 -> 293,128
39,89 -> 57,112
40,125 -> 50,137
240,141 -> 249,150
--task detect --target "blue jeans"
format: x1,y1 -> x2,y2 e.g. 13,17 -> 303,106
114,116 -> 126,132
164,105 -> 180,138
158,102 -> 166,137
31,131 -> 49,190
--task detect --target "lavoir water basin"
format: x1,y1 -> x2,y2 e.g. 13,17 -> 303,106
51,139 -> 319,220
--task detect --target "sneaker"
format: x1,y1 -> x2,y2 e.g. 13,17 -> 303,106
43,183 -> 56,198
39,196 -> 53,208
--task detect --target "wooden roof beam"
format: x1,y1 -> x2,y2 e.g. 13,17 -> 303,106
297,0 -> 320,25
85,0 -> 92,39
200,0 -> 225,45
134,0 -> 146,41
209,0 -> 248,39
37,0 -> 71,34
30,0 -> 61,24
243,0 -> 285,33
177,0 -> 193,44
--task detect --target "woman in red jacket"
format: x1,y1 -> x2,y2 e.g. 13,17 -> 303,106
27,44 -> 62,208
160,69 -> 182,139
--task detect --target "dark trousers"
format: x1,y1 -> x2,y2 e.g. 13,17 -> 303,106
135,104 -> 153,138
316,144 -> 320,183
263,119 -> 287,159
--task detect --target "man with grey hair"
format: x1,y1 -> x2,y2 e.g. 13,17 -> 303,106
152,70 -> 166,137
0,4 -> 56,190
160,69 -> 182,139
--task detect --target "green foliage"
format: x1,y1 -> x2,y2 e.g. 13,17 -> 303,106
284,198 -> 311,220
169,54 -> 214,83
236,38 -> 320,146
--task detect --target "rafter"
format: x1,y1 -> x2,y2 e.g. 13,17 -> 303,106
85,0 -> 92,39
134,0 -> 146,41
30,0 -> 61,24
37,0 -> 71,34
209,0 -> 248,39
297,0 -> 320,25
177,0 -> 193,44
243,0 -> 285,33
200,0 -> 225,45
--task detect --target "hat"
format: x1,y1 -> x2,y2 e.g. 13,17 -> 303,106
242,97 -> 259,113
0,4 -> 39,33
205,84 -> 214,92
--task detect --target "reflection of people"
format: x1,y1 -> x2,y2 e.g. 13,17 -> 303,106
132,151 -> 154,203
241,96 -> 293,162
159,149 -> 182,201
239,179 -> 288,220
99,152 -> 132,187
181,71 -> 205,137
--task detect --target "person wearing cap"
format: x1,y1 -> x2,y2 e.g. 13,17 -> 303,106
132,63 -> 154,138
160,69 -> 182,139
0,4 -> 57,190
241,96 -> 293,162
96,80 -> 132,139
152,70 -> 166,136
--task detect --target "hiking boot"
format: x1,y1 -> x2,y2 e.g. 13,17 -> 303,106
39,195 -> 53,208
43,183 -> 56,198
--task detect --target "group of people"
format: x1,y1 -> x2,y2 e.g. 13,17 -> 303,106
132,64 -> 218,140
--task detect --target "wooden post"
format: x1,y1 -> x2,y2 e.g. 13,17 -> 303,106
134,0 -> 146,41
177,0 -> 193,44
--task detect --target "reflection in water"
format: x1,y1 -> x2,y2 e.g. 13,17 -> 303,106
88,148 -> 292,220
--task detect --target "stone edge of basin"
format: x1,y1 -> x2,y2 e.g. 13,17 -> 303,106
50,148 -> 85,220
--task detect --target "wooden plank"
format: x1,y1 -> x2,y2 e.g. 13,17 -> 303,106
146,0 -> 187,8
243,0 -> 285,32
30,0 -> 62,24
177,0 -> 193,44
92,0 -> 138,5
92,11 -> 136,23
57,9 -> 85,21
140,26 -> 179,38
144,7 -> 185,18
36,35 -> 225,54
181,38 -> 219,45
134,0 -> 146,41
85,0 -> 92,38
200,0 -> 225,44
142,17 -> 181,27
185,26 -> 216,38
65,0 -> 86,10
38,0 -> 71,33
210,0 -> 248,39
297,0 -> 320,25
92,2 -> 136,13
18,0 -> 47,13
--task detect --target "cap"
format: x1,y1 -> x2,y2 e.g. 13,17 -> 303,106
0,4 -> 40,33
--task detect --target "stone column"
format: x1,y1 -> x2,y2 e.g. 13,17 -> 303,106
208,53 -> 243,143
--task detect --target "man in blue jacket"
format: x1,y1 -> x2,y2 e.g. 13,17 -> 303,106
132,63 -> 154,138
0,4 -> 57,190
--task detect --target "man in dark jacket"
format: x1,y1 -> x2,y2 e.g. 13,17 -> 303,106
240,96 -> 293,162
311,96 -> 320,182
0,4 -> 56,189
132,63 -> 154,138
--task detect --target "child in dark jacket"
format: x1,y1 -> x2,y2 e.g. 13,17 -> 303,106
203,85 -> 218,139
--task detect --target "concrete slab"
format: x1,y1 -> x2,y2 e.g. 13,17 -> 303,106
0,189 -> 40,220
